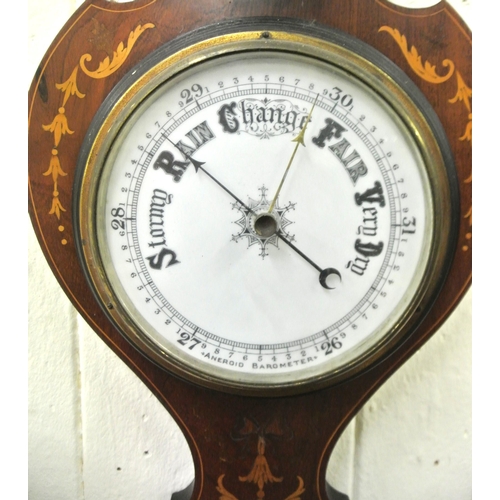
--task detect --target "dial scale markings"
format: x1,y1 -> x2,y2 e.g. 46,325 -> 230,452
99,52 -> 430,380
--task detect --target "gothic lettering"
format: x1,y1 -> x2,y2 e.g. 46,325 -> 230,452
218,102 -> 239,133
217,98 -> 309,137
328,138 -> 367,184
148,189 -> 173,248
346,256 -> 370,276
175,140 -> 196,158
354,181 -> 386,207
354,239 -> 384,258
357,207 -> 378,236
146,189 -> 179,270
153,151 -> 189,182
185,120 -> 215,148
146,247 -> 180,269
312,118 -> 346,147
313,119 -> 367,184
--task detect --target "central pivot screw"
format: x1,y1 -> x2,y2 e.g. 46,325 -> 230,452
254,213 -> 278,238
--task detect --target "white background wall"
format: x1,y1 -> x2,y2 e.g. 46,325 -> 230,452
28,1 -> 473,499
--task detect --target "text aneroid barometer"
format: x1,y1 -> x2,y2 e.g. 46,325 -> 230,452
76,24 -> 455,395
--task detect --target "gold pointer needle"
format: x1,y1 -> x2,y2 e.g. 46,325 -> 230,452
268,94 -> 319,213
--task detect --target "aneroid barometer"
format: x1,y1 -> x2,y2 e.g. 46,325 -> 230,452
78,26 -> 453,393
29,1 -> 471,498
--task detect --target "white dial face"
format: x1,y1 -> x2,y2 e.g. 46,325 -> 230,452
93,48 -> 434,390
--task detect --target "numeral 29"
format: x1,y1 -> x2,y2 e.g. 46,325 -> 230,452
179,83 -> 205,107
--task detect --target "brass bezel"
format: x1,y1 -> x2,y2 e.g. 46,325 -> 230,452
76,29 -> 454,396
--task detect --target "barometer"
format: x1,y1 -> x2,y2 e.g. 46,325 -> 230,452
77,25 -> 454,394
29,1 -> 471,498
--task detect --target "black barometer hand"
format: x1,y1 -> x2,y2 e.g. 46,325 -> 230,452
166,137 -> 342,289
275,234 -> 341,290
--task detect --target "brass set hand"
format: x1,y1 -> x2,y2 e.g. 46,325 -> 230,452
268,94 -> 318,213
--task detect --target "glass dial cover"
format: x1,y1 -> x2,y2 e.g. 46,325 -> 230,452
76,29 -> 455,394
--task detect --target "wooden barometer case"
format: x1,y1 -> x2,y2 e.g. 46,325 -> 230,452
28,1 -> 471,498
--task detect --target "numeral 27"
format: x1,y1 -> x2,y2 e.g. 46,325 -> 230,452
177,331 -> 201,350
